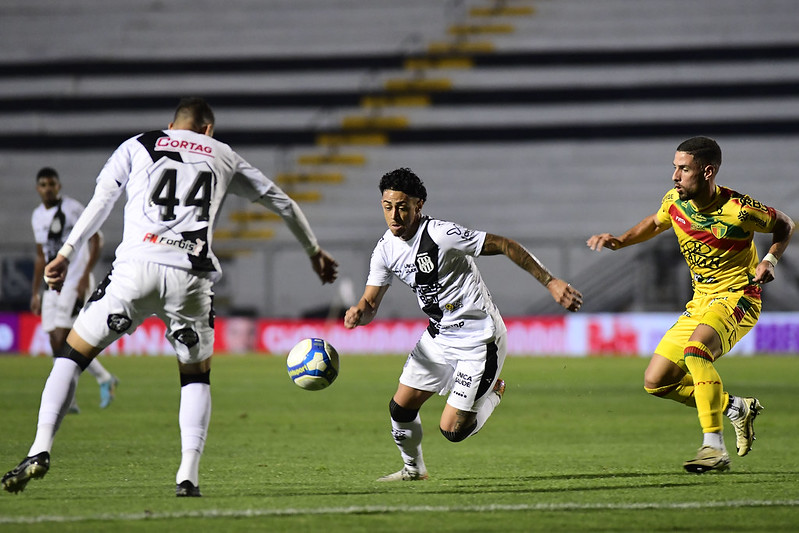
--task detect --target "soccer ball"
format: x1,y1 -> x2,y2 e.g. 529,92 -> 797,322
286,338 -> 339,391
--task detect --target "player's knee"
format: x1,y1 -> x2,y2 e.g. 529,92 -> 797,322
180,370 -> 211,387
54,342 -> 92,371
440,423 -> 476,443
644,382 -> 679,398
389,398 -> 418,423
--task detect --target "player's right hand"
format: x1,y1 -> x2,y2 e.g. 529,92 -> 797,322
586,233 -> 622,251
343,306 -> 362,329
44,255 -> 70,291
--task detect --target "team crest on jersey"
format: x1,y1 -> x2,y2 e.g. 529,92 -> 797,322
711,223 -> 728,239
416,253 -> 435,274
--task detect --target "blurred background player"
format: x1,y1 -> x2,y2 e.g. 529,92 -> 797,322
344,168 -> 583,481
587,136 -> 794,473
31,167 -> 117,412
3,97 -> 338,497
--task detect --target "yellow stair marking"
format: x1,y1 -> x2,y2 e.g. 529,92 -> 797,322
214,228 -> 275,240
404,57 -> 474,70
296,153 -> 367,165
384,78 -> 453,91
428,41 -> 495,53
287,190 -> 322,202
341,115 -> 410,129
316,133 -> 388,146
448,24 -> 515,35
229,211 -> 281,223
275,172 -> 344,185
361,95 -> 430,108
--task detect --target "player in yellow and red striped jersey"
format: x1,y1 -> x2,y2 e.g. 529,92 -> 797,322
587,137 -> 794,474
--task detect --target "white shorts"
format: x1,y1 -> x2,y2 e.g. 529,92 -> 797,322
73,260 -> 215,364
40,275 -> 94,333
399,326 -> 507,412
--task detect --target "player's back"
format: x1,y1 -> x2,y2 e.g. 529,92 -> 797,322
109,129 -> 247,275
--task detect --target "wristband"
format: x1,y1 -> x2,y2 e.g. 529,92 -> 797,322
57,243 -> 74,261
763,252 -> 779,267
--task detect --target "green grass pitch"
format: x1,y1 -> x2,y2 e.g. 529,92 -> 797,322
1,353 -> 797,532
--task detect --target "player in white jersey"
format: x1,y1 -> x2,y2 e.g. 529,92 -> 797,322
3,98 -> 338,497
30,167 -> 117,412
344,168 -> 583,481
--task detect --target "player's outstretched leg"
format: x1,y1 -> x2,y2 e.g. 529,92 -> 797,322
726,396 -> 763,457
474,378 -> 505,435
2,452 -> 50,494
378,399 -> 428,482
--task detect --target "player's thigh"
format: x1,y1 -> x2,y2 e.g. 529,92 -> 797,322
445,331 -> 506,413
399,331 -> 453,395
653,303 -> 703,373
700,292 -> 761,358
72,261 -> 158,351
160,268 -> 215,365
41,285 -> 81,332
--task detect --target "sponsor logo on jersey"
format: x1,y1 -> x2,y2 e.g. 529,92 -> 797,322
155,136 -> 214,157
143,232 -> 205,257
444,299 -> 463,312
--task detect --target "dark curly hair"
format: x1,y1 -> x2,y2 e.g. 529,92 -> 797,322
677,137 -> 721,169
379,168 -> 427,201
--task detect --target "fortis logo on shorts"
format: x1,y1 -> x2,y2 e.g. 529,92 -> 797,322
143,233 -> 205,257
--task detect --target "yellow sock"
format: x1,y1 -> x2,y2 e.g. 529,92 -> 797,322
683,341 -> 724,433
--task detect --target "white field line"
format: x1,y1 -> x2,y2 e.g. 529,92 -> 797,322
1,499 -> 798,525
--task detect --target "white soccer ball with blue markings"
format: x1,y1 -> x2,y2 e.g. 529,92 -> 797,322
287,338 -> 339,391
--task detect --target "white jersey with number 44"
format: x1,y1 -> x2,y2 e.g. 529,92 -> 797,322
64,129 -> 312,280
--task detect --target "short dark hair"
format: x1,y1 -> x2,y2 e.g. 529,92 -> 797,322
174,97 -> 215,128
677,137 -> 721,169
379,168 -> 427,201
36,167 -> 59,182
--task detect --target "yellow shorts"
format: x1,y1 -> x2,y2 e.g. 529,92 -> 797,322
654,287 -> 761,368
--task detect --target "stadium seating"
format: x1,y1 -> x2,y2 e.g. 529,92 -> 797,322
1,0 -> 797,316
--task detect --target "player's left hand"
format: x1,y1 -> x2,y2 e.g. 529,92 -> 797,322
752,260 -> 775,284
44,255 -> 70,292
548,278 -> 583,312
310,249 -> 339,284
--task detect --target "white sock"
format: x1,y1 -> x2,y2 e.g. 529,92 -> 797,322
724,394 -> 745,421
702,431 -> 725,451
473,388 -> 503,435
390,414 -> 426,474
175,382 -> 211,485
29,358 -> 81,456
84,358 -> 113,384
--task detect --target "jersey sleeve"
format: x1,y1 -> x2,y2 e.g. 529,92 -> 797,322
231,154 -> 320,256
429,220 -> 486,257
736,193 -> 778,233
655,189 -> 677,227
64,140 -> 131,254
365,238 -> 393,287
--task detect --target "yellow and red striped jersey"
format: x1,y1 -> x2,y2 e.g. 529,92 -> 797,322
656,186 -> 777,294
